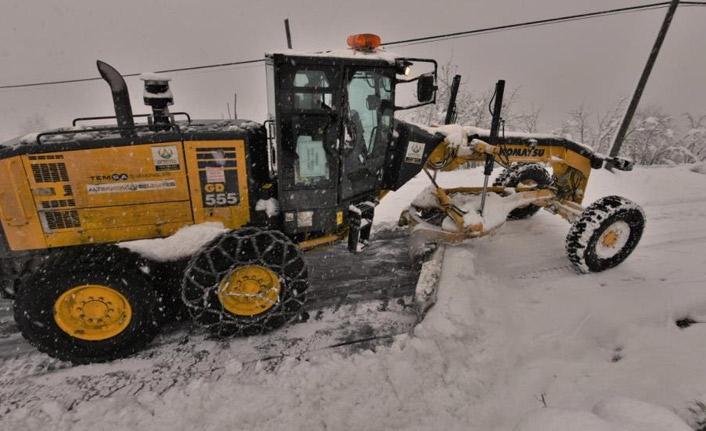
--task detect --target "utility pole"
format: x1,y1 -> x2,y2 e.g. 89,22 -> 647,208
284,19 -> 293,49
444,75 -> 462,125
607,0 -> 679,170
233,93 -> 237,119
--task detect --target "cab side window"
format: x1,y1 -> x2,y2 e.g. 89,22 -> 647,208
293,71 -> 333,110
279,67 -> 340,189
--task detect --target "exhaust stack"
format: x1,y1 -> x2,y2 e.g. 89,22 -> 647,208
96,60 -> 135,137
140,73 -> 173,131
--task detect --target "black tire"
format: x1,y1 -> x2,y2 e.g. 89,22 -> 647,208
566,195 -> 645,273
149,258 -> 191,324
14,245 -> 160,364
0,257 -> 24,299
493,163 -> 553,220
182,227 -> 308,337
0,253 -> 47,300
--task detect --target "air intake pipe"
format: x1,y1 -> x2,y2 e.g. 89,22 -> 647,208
97,60 -> 135,137
140,73 -> 173,131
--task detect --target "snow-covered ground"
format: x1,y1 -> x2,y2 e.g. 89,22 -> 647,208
2,164 -> 706,430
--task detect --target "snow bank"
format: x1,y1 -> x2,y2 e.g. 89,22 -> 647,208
690,162 -> 706,175
515,408 -> 617,431
9,246 -> 502,431
515,397 -> 691,431
4,165 -> 706,431
593,396 -> 691,431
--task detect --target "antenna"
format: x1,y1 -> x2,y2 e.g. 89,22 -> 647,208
284,19 -> 293,49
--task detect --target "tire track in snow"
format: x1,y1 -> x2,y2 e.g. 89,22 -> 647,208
0,230 -> 420,420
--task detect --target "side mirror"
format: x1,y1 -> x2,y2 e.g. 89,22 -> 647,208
417,73 -> 436,103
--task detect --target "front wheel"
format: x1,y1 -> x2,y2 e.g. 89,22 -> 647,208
493,163 -> 553,220
566,196 -> 645,273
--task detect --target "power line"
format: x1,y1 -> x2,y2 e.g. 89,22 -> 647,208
382,1 -> 706,47
1,2 -> 705,91
0,58 -> 265,90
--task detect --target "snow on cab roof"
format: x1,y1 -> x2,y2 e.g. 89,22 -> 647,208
266,48 -> 401,65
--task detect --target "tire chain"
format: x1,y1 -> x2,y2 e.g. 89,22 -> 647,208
182,227 -> 308,337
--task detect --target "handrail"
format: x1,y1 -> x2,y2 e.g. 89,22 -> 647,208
72,112 -> 192,126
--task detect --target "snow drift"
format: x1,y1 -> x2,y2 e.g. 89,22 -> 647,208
1,165 -> 705,430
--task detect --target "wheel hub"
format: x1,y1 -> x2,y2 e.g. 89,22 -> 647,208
217,265 -> 281,317
596,220 -> 631,259
602,230 -> 619,247
54,285 -> 132,341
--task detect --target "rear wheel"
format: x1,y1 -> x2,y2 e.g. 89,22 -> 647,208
566,195 -> 645,273
14,245 -> 159,364
493,163 -> 552,220
182,228 -> 308,337
0,253 -> 47,299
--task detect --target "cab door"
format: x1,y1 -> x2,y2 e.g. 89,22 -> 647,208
272,60 -> 343,233
340,68 -> 395,202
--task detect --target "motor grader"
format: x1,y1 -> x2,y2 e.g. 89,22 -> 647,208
0,34 -> 644,363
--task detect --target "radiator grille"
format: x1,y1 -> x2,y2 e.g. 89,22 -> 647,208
41,199 -> 76,209
44,210 -> 81,230
28,155 -> 64,160
31,163 -> 69,183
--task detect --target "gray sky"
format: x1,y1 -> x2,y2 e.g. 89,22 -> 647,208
1,0 -> 705,141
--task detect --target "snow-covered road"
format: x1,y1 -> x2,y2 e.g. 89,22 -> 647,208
2,164 -> 706,430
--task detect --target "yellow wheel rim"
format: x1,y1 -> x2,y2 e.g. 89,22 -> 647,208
601,229 -> 619,247
218,265 -> 281,316
54,285 -> 132,341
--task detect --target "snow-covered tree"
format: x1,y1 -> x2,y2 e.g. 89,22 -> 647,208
402,61 -> 539,131
623,107 -> 676,165
676,114 -> 706,162
557,101 -> 706,166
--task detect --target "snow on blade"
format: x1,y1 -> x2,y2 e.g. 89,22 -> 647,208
414,246 -> 445,319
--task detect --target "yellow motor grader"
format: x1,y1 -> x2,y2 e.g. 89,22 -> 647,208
0,34 -> 643,363
399,80 -> 644,275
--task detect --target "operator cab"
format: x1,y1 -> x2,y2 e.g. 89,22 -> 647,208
265,34 -> 437,250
